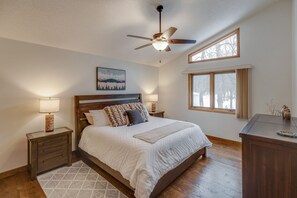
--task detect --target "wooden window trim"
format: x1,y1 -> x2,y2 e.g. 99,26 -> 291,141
188,28 -> 240,64
188,70 -> 236,114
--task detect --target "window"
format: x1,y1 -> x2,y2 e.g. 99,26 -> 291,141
189,71 -> 236,114
188,29 -> 240,63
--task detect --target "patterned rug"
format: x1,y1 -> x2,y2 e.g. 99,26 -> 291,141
37,161 -> 128,198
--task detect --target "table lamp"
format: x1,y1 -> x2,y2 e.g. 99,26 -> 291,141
148,94 -> 158,112
40,98 -> 60,132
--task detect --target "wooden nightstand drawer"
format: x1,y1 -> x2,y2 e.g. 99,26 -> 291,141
26,127 -> 73,179
38,143 -> 67,155
38,135 -> 67,148
38,148 -> 67,161
38,153 -> 68,172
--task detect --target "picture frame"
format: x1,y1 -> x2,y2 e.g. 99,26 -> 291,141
96,67 -> 126,90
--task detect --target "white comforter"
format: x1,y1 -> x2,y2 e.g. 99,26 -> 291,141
79,116 -> 212,198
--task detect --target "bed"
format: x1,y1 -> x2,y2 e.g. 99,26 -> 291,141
75,94 -> 212,198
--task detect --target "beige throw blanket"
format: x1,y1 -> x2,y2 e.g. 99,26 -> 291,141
133,122 -> 194,143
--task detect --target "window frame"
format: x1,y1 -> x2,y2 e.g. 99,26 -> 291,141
188,28 -> 240,64
188,70 -> 236,114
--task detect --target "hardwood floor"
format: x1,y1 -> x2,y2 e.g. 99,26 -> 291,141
0,138 -> 242,198
158,137 -> 242,198
0,170 -> 45,198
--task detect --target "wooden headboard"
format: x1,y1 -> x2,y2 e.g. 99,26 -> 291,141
74,94 -> 142,149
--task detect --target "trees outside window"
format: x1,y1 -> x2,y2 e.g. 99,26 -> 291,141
189,71 -> 236,114
189,29 -> 240,63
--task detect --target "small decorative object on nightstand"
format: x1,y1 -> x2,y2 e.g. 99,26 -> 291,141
149,110 -> 165,118
39,98 -> 60,132
26,127 -> 73,179
148,94 -> 158,112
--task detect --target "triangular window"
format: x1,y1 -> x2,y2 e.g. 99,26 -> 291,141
189,29 -> 240,63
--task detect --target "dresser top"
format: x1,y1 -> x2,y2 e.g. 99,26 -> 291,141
26,127 -> 73,140
240,114 -> 297,144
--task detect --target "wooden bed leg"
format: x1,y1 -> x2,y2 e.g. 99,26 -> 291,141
202,147 -> 207,158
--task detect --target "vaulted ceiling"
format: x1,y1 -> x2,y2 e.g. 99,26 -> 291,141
0,0 -> 279,67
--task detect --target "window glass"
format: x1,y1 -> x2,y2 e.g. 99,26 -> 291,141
189,29 -> 239,63
214,73 -> 236,110
192,74 -> 210,108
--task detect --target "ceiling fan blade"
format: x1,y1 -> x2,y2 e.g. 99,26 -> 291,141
169,39 -> 196,44
135,43 -> 152,50
165,45 -> 171,52
127,35 -> 153,41
160,27 -> 177,39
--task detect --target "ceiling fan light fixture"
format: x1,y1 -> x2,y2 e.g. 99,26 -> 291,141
152,40 -> 168,51
127,5 -> 196,52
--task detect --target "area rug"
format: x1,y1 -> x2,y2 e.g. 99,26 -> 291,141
37,161 -> 128,198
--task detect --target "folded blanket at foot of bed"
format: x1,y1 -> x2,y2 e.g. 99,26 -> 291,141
133,122 -> 194,143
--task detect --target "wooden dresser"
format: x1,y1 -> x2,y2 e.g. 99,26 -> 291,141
240,114 -> 297,198
26,127 -> 73,179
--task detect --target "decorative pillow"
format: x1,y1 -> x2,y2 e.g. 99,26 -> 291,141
84,113 -> 94,125
129,102 -> 150,121
104,105 -> 128,127
121,103 -> 131,111
89,110 -> 110,126
120,103 -> 132,124
125,110 -> 146,126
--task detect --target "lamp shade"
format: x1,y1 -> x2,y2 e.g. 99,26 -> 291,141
148,94 -> 158,102
152,40 -> 168,51
40,98 -> 60,113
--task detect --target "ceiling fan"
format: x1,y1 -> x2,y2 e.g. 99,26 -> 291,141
127,5 -> 196,52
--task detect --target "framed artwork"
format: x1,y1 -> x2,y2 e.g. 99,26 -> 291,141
96,67 -> 126,90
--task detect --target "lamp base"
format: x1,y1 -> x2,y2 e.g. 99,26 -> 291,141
151,102 -> 156,112
45,114 -> 54,132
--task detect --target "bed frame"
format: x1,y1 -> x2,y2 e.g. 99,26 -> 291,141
74,94 -> 206,198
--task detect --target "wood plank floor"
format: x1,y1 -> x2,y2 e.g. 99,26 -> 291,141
0,137 -> 242,198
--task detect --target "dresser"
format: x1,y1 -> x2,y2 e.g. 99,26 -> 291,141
240,114 -> 297,198
26,127 -> 73,179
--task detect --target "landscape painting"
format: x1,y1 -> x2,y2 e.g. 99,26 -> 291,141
96,67 -> 126,90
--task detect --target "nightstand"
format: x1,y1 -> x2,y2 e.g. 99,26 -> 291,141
26,127 -> 73,179
149,110 -> 165,118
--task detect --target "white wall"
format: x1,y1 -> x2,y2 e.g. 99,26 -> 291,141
293,0 -> 297,117
159,0 -> 292,141
0,38 -> 158,173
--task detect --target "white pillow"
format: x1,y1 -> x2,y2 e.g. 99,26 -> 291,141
84,113 -> 94,125
89,110 -> 110,126
142,105 -> 150,120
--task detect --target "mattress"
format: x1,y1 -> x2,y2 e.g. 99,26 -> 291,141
79,116 -> 212,198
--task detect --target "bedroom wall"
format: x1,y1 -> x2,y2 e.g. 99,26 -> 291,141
0,38 -> 158,173
159,0 -> 292,141
293,0 -> 297,117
